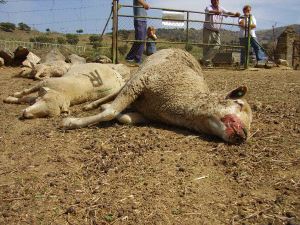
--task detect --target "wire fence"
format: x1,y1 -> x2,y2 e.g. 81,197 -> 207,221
0,39 -> 86,54
115,3 -> 250,68
0,0 -> 112,58
0,0 -> 296,68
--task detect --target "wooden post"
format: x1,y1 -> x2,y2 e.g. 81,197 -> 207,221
244,14 -> 251,69
185,11 -> 189,50
112,0 -> 119,64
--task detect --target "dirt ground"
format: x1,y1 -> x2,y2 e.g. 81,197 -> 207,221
0,66 -> 299,225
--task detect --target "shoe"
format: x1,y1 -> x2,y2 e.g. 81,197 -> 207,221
255,60 -> 267,68
126,58 -> 135,63
199,59 -> 213,67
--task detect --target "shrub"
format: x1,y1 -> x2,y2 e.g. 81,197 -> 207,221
185,44 -> 193,52
89,35 -> 102,43
118,45 -> 128,55
66,33 -> 79,45
89,35 -> 103,49
119,30 -> 131,39
0,22 -> 16,32
29,35 -> 54,43
57,37 -> 66,44
18,22 -> 31,31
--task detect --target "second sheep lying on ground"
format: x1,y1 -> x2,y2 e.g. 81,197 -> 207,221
4,63 -> 125,118
18,49 -> 72,80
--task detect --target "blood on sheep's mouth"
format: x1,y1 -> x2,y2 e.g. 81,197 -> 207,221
221,114 -> 247,144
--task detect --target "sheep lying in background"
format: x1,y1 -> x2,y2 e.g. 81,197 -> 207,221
4,63 -> 125,118
18,49 -> 72,80
63,49 -> 252,144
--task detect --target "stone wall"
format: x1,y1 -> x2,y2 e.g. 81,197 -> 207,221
275,26 -> 300,67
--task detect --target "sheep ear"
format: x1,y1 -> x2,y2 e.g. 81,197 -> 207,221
226,86 -> 248,99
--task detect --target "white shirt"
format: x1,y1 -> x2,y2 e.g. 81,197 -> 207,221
239,15 -> 257,38
204,5 -> 229,31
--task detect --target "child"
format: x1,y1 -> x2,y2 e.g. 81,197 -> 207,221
239,5 -> 267,66
146,26 -> 157,56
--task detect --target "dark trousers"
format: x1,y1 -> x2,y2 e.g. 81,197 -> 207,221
240,37 -> 266,65
126,20 -> 147,63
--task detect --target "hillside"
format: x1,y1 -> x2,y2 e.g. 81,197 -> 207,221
0,24 -> 299,47
257,24 -> 300,42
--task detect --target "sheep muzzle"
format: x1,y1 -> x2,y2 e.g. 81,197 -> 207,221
221,114 -> 247,144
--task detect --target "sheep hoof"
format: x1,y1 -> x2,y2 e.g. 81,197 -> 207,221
3,96 -> 19,104
61,117 -> 80,130
13,92 -> 22,98
82,104 -> 93,111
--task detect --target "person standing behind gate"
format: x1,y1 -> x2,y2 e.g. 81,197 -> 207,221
125,0 -> 150,64
239,5 -> 267,66
146,26 -> 157,56
200,0 -> 240,67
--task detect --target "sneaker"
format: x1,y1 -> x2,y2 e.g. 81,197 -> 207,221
199,59 -> 213,67
255,59 -> 267,68
126,58 -> 135,63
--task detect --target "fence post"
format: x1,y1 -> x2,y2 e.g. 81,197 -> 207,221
292,40 -> 295,68
244,14 -> 251,69
112,0 -> 119,64
185,11 -> 189,50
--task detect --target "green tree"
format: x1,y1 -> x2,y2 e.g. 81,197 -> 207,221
0,22 -> 16,32
46,28 -> 50,32
76,29 -> 83,34
18,22 -> 31,31
66,33 -> 79,45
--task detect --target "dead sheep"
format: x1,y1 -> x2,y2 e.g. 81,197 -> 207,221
62,49 -> 252,144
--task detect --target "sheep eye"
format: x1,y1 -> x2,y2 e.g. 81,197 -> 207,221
234,99 -> 244,110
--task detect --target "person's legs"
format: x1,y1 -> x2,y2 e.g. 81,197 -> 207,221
251,37 -> 266,61
135,20 -> 147,63
239,37 -> 247,65
126,20 -> 140,60
202,28 -> 210,61
202,30 -> 220,63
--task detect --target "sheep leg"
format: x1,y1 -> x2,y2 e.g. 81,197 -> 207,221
21,101 -> 49,119
62,107 -> 118,129
17,67 -> 33,78
34,67 -> 46,80
83,89 -> 121,111
4,96 -> 37,104
62,76 -> 144,130
12,84 -> 41,98
117,112 -> 148,125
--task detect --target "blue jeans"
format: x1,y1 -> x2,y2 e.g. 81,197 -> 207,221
240,37 -> 266,65
126,20 -> 147,63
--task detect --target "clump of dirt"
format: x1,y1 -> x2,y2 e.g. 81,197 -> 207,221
0,67 -> 299,224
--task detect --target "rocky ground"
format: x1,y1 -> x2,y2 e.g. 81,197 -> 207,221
0,66 -> 299,225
